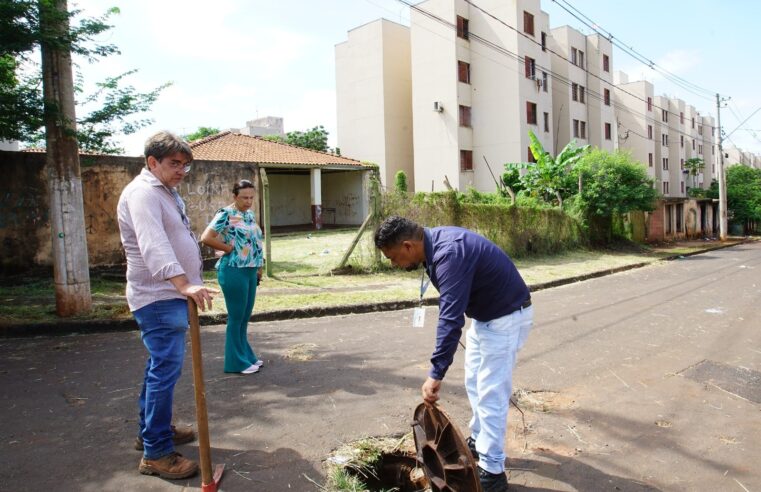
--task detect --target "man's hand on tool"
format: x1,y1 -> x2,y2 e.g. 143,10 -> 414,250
422,377 -> 441,404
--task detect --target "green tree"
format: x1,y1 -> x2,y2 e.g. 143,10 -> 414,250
724,165 -> 761,232
394,170 -> 408,194
0,1 -> 168,153
285,125 -> 329,152
184,126 -> 220,142
505,130 -> 589,207
571,148 -> 658,243
684,157 -> 705,191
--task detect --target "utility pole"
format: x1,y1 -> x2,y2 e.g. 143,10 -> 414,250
40,0 -> 92,316
716,93 -> 728,241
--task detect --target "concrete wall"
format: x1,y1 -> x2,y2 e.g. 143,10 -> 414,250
322,171 -> 368,224
0,151 -> 248,271
268,173 -> 311,226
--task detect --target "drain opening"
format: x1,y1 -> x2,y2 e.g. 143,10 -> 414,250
345,451 -> 428,492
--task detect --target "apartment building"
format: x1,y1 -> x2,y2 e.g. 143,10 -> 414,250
586,33 -> 616,152
335,19 -> 414,190
550,27 -> 615,152
410,0 -> 553,192
612,72 -> 656,181
724,145 -> 761,169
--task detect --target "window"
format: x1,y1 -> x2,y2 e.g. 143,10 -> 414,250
680,112 -> 684,124
647,97 -> 653,111
647,124 -> 653,139
662,109 -> 668,123
662,157 -> 669,170
523,11 -> 535,36
648,153 -> 653,167
571,48 -> 585,67
692,139 -> 696,150
680,158 -> 684,169
460,149 -> 473,171
580,121 -> 587,139
527,147 -> 536,163
604,88 -> 610,106
457,16 -> 469,40
605,122 -> 612,140
699,125 -> 703,135
526,101 -> 537,125
572,83 -> 578,101
712,145 -> 715,155
459,105 -> 471,127
579,86 -> 585,104
573,119 -> 579,138
681,181 -> 685,193
524,56 -> 536,79
457,60 -> 470,84
543,112 -> 549,132
542,71 -> 548,92
663,181 -> 669,194
699,144 -> 703,154
602,54 -> 610,72
541,32 -> 547,51
680,135 -> 684,148
662,133 -> 668,147
691,117 -> 695,129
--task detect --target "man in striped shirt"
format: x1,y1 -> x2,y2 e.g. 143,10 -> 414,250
117,131 -> 217,480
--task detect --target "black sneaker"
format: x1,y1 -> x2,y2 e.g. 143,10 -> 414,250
466,436 -> 479,459
478,466 -> 508,492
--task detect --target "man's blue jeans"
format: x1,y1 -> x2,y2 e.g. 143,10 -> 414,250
465,305 -> 533,474
133,298 -> 189,460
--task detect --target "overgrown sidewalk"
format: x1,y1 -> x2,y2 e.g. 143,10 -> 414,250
0,227 -> 749,333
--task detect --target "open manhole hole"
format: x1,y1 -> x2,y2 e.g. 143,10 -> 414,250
325,436 -> 429,491
325,404 -> 479,491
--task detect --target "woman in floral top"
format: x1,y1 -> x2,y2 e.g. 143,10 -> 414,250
201,179 -> 265,374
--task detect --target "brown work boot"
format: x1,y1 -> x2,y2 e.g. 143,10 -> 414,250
134,425 -> 196,451
138,451 -> 198,479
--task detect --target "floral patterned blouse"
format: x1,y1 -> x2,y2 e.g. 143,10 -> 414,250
209,206 -> 264,269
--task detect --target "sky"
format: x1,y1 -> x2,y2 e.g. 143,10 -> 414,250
67,0 -> 761,156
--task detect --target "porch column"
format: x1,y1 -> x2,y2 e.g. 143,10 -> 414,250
310,168 -> 322,230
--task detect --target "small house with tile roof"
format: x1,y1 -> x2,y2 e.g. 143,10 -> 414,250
190,131 -> 374,229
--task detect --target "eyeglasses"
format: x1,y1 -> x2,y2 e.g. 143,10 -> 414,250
160,158 -> 192,173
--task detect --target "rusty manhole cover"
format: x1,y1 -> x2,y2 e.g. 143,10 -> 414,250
411,403 -> 481,492
680,359 -> 761,404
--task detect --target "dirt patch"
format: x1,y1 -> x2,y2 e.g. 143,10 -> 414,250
284,343 -> 318,361
512,389 -> 575,413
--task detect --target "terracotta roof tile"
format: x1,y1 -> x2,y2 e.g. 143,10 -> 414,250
189,131 -> 371,169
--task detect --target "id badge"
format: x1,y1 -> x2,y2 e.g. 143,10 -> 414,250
412,307 -> 426,328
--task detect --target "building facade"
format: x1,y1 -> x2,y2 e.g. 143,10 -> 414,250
335,18 -> 414,190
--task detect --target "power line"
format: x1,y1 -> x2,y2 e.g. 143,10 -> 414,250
551,0 -> 716,100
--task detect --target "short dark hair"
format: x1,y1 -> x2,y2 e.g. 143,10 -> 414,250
374,216 -> 423,249
233,179 -> 255,196
144,131 -> 193,165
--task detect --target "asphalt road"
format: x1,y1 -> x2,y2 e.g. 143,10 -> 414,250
0,242 -> 759,491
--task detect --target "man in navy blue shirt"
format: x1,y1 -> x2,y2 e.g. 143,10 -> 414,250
375,216 -> 533,492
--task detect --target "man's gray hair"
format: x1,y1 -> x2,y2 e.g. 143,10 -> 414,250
144,131 -> 193,165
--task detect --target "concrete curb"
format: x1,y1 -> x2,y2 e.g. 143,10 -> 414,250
0,240 -> 750,338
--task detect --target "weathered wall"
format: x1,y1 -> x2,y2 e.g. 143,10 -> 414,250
322,170 -> 367,224
0,151 -> 258,271
269,173 -> 311,226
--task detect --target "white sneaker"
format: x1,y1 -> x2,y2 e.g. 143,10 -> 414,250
253,360 -> 264,367
241,364 -> 259,374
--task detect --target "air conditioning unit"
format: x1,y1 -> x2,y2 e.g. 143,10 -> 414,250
433,101 -> 444,112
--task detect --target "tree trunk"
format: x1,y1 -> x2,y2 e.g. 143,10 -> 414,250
40,0 -> 92,316
506,186 -> 516,205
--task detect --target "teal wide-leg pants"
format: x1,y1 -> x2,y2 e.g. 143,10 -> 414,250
218,258 -> 259,373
